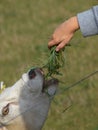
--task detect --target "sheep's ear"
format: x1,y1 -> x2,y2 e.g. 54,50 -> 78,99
0,81 -> 6,94
0,126 -> 8,130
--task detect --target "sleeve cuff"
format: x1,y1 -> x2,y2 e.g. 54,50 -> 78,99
77,8 -> 98,37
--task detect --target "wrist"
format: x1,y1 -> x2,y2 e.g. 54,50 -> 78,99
70,16 -> 80,32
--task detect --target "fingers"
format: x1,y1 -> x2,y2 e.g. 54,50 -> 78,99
48,33 -> 73,51
0,127 -> 7,130
48,34 -> 64,49
48,40 -> 56,49
55,40 -> 68,52
48,38 -> 71,52
48,39 -> 68,52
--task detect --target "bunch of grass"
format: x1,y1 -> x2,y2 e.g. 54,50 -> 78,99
43,46 -> 65,78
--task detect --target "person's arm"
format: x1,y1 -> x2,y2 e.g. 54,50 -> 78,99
48,5 -> 98,52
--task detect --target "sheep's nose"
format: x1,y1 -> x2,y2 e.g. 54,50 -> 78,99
28,69 -> 36,79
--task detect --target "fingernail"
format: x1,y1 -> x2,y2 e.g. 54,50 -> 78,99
56,48 -> 59,52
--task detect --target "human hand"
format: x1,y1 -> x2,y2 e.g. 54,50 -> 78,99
48,16 -> 79,51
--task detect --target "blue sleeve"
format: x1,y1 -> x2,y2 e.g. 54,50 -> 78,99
77,5 -> 98,37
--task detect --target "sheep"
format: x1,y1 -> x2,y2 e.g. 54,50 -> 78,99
0,68 -> 58,130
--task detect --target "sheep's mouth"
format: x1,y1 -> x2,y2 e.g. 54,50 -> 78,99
28,68 -> 59,94
42,78 -> 59,93
35,68 -> 59,93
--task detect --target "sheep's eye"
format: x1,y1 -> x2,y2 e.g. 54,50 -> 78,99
2,104 -> 9,116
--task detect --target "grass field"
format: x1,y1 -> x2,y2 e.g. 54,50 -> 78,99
0,0 -> 98,130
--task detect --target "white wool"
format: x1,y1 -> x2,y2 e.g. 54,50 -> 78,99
0,69 -> 58,130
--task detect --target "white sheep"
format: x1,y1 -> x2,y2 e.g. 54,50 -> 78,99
0,68 -> 58,130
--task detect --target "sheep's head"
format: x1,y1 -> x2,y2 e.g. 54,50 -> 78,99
0,68 -> 58,130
